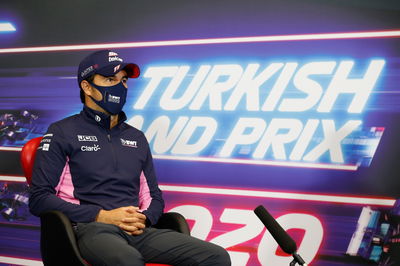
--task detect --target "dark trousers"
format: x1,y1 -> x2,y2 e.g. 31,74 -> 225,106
75,222 -> 231,266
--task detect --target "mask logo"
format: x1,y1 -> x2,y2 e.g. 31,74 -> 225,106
108,94 -> 121,103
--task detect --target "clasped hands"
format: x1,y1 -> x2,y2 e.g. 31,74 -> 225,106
96,206 -> 146,235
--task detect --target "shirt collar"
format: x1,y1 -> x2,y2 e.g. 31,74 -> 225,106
81,105 -> 127,130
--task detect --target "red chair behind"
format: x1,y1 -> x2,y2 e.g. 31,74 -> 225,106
21,136 -> 43,185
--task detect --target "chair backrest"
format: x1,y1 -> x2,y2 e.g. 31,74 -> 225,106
20,137 -> 43,185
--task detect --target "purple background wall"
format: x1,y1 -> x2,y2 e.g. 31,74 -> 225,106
1,0 -> 399,265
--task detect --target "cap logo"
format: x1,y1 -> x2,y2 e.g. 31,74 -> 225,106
114,64 -> 121,73
109,52 -> 118,56
109,56 -> 123,62
81,65 -> 94,77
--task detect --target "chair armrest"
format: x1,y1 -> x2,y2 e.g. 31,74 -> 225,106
40,210 -> 88,266
153,212 -> 191,235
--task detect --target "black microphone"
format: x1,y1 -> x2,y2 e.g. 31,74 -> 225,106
254,205 -> 306,266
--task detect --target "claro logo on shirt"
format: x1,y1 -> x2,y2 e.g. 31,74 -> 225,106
120,138 -> 137,148
77,135 -> 98,142
81,144 -> 101,152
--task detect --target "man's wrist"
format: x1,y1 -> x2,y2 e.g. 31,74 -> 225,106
95,209 -> 105,222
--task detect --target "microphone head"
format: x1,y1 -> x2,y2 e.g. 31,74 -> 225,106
254,205 -> 297,254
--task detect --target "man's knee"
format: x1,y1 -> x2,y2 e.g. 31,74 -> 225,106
197,242 -> 231,265
210,245 -> 231,265
76,223 -> 144,266
106,249 -> 144,266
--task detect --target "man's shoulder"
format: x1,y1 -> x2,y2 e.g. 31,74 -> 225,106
121,122 -> 146,138
50,113 -> 81,128
122,122 -> 144,133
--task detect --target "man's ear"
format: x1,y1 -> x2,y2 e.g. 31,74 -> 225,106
80,80 -> 93,96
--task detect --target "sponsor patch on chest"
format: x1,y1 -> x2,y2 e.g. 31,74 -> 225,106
81,144 -> 101,152
120,138 -> 137,148
77,135 -> 98,142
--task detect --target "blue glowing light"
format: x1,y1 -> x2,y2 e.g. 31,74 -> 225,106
0,22 -> 16,32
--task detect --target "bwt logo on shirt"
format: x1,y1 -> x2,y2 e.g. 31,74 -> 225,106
81,144 -> 101,152
120,138 -> 137,148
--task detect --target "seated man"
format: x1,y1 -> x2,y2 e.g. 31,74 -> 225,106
29,50 -> 231,266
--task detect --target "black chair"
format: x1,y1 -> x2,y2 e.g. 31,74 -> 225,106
21,137 -> 190,266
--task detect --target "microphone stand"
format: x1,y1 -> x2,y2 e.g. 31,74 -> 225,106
289,252 -> 306,266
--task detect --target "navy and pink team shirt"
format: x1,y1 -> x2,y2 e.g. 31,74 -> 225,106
29,106 -> 165,225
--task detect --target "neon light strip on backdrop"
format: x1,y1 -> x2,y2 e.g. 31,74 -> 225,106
153,154 -> 359,170
160,184 -> 396,206
0,256 -> 42,266
0,30 -> 399,53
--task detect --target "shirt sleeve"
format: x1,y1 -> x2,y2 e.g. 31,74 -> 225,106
28,123 -> 102,223
139,135 -> 165,226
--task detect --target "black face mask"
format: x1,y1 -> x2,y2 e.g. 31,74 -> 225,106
89,81 -> 127,115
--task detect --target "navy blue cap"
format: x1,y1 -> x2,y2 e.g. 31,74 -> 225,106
77,50 -> 140,87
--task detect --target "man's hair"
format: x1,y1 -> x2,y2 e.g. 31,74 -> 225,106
80,75 -> 95,103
